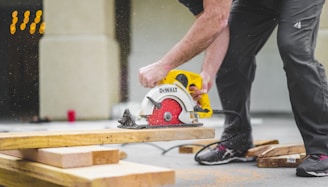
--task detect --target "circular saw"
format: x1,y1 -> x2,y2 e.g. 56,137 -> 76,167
118,70 -> 213,129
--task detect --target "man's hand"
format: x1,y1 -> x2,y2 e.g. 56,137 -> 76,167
139,61 -> 170,88
190,71 -> 213,101
190,86 -> 204,101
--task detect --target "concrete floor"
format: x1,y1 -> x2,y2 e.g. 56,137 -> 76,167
1,114 -> 328,186
114,114 -> 328,187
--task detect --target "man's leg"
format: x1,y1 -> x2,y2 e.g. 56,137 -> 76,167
278,0 -> 328,156
196,0 -> 280,165
217,0 -> 279,151
277,0 -> 328,177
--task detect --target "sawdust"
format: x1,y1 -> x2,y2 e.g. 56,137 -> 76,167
175,168 -> 265,187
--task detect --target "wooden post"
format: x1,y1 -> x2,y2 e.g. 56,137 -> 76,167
39,0 -> 120,120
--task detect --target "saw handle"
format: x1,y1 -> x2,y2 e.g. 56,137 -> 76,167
193,89 -> 213,118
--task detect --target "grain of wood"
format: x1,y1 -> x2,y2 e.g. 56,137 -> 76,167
247,144 -> 305,157
0,146 -> 120,168
0,127 -> 215,150
0,153 -> 175,187
257,153 -> 306,168
0,167 -> 61,187
72,146 -> 120,165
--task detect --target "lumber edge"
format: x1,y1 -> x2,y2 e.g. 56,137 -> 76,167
0,127 -> 215,150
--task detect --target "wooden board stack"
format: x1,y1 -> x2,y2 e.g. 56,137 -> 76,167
247,143 -> 306,168
0,127 -> 215,187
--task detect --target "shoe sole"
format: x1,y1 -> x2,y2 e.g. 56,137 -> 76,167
197,156 -> 256,165
296,168 -> 328,177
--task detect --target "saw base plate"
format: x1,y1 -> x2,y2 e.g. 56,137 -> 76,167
117,123 -> 203,129
117,109 -> 203,129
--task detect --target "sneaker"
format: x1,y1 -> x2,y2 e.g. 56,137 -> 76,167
296,154 -> 328,177
195,144 -> 255,165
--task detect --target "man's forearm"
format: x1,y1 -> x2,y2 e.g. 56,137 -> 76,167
158,0 -> 231,71
202,26 -> 229,81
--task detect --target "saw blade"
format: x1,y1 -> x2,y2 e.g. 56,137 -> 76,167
147,98 -> 183,126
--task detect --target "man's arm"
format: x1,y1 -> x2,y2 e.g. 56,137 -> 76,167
201,25 -> 229,91
139,0 -> 232,88
191,26 -> 229,100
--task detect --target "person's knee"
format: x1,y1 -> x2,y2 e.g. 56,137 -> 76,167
277,32 -> 311,57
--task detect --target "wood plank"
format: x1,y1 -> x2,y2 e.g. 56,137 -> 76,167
0,147 -> 91,169
0,146 -> 120,168
73,146 -> 120,165
257,153 -> 306,168
179,139 -> 218,154
0,167 -> 61,187
0,153 -> 175,187
179,139 -> 279,154
0,127 -> 214,150
247,144 -> 305,158
254,139 -> 280,146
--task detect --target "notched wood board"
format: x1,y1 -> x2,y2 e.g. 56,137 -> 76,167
247,144 -> 305,158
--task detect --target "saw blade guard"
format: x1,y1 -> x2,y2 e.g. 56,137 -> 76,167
139,82 -> 198,124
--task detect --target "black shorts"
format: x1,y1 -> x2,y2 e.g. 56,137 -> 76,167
178,0 -> 204,15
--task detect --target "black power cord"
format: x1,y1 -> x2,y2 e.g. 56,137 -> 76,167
160,109 -> 242,156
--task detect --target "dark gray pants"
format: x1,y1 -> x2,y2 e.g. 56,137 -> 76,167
217,0 -> 328,155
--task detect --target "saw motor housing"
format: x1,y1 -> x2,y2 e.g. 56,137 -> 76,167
139,70 -> 213,125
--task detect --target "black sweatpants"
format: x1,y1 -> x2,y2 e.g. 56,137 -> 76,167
217,0 -> 328,155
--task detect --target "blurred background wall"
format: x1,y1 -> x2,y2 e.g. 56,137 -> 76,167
0,0 -> 327,121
